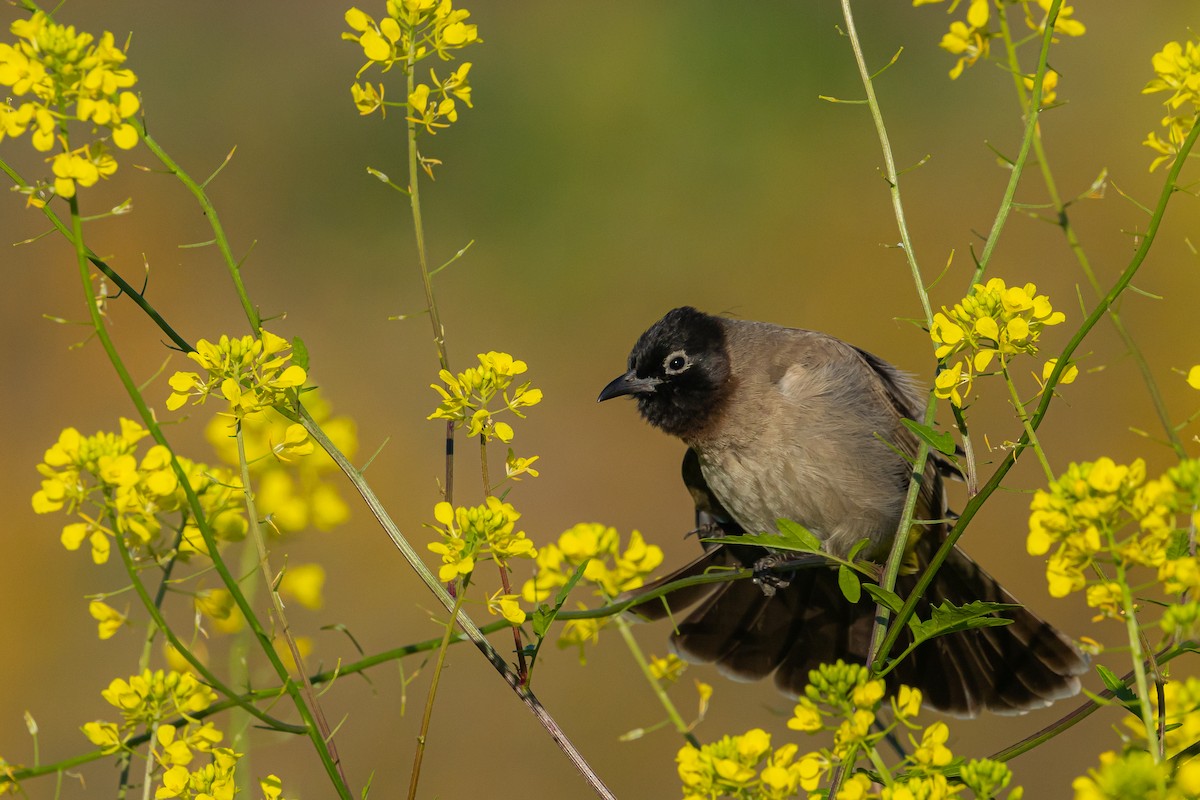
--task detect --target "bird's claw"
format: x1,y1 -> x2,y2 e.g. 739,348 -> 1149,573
752,552 -> 792,597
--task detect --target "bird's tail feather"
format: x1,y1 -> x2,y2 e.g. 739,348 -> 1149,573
624,539 -> 1088,717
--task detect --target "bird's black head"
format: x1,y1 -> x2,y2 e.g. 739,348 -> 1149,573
598,306 -> 732,440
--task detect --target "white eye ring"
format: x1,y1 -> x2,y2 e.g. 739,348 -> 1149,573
663,350 -> 691,375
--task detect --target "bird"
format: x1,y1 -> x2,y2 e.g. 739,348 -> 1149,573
598,306 -> 1088,716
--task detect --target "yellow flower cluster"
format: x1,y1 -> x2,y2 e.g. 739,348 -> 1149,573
913,0 -> 1083,81
777,661 -> 1019,799
205,391 -> 355,534
677,728 -> 823,800
428,351 -> 542,443
167,330 -> 307,417
31,419 -> 246,567
522,523 -> 664,602
0,11 -> 140,200
155,747 -> 241,800
518,523 -> 662,659
1072,749 -> 1200,800
930,278 -> 1068,406
1028,457 -> 1200,621
1143,38 -> 1200,171
86,669 -> 217,733
343,0 -> 479,126
80,672 -> 243,800
428,496 -> 536,582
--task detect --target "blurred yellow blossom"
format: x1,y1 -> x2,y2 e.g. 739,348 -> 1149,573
278,563 -> 326,610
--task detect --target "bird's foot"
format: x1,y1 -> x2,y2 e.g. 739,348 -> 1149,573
686,521 -> 725,540
752,552 -> 793,597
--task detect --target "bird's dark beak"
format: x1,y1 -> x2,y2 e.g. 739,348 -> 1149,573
598,370 -> 660,402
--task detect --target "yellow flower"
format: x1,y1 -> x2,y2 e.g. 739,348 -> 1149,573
350,81 -> 384,115
89,600 -> 127,640
1027,0 -> 1085,38
1145,39 -> 1200,108
787,698 -> 823,732
940,20 -> 988,80
486,589 -> 526,625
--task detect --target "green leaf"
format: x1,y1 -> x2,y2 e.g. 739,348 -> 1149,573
838,564 -> 862,603
901,418 -> 956,455
909,600 -> 1017,645
531,604 -> 555,639
847,537 -> 872,561
1095,664 -> 1141,716
1166,529 -> 1191,560
291,336 -> 309,370
775,518 -> 823,551
555,559 -> 590,608
701,526 -> 825,555
862,583 -> 904,613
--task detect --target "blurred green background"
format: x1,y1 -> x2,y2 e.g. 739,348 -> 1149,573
2,1 -> 1198,797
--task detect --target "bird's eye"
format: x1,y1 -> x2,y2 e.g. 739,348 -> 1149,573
663,350 -> 690,374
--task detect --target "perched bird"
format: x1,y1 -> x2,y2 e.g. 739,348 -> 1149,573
598,306 -> 1087,716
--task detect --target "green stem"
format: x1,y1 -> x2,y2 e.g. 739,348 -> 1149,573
1115,560 -> 1160,759
876,115 -> 1200,666
135,122 -> 260,333
613,615 -> 700,748
298,407 -> 616,799
837,0 -> 932,326
974,0 -> 1060,276
996,2 -> 1187,459
61,187 -> 349,796
235,423 -> 349,790
837,0 -> 936,681
0,157 -> 192,353
408,588 -> 468,800
1003,363 -> 1055,482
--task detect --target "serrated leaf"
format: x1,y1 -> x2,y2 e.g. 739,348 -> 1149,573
838,564 -> 861,603
909,600 -> 1016,645
531,604 -> 555,639
863,583 -> 904,613
1166,529 -> 1191,560
900,418 -> 956,455
775,518 -> 823,551
1095,664 -> 1141,716
291,336 -> 309,370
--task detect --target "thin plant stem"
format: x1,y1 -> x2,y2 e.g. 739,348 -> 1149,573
1112,556 -> 1160,759
836,0 -> 935,688
876,115 -> 1200,665
1003,364 -> 1055,482
612,615 -> 700,749
62,185 -> 351,796
136,123 -> 260,333
996,3 -> 1187,459
299,407 -> 616,798
408,588 -> 468,800
235,423 -> 349,789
